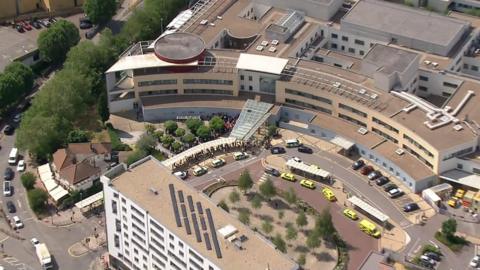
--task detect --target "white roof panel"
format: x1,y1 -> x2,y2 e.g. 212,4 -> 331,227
348,196 -> 389,223
38,164 -> 52,175
44,179 -> 58,192
330,136 -> 355,150
235,53 -> 288,75
50,186 -> 69,202
285,159 -> 331,178
75,192 -> 104,209
440,170 -> 480,190
107,54 -> 198,73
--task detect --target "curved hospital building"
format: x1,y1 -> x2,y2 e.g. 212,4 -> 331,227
106,0 -> 480,193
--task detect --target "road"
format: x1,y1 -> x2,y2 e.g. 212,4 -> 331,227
0,123 -> 102,270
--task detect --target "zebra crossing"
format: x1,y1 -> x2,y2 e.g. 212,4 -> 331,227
258,173 -> 269,184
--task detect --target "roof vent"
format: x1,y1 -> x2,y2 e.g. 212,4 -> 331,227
256,45 -> 264,51
424,60 -> 431,65
357,127 -> 368,135
453,124 -> 463,131
359,88 -> 367,95
149,187 -> 158,195
268,46 -> 277,53
261,40 -> 269,46
200,19 -> 208,25
371,93 -> 378,99
395,148 -> 405,155
333,82 -> 341,88
271,40 -> 279,45
432,62 -> 439,67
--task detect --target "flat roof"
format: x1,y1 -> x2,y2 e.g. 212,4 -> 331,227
236,53 -> 289,75
106,54 -> 198,73
440,169 -> 480,190
153,32 -> 205,61
342,0 -> 469,47
362,44 -> 419,75
0,26 -> 38,72
108,158 -> 298,270
348,196 -> 389,223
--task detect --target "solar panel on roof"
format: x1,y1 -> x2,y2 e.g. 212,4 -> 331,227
181,204 -> 191,235
200,216 -> 207,230
196,202 -> 204,214
168,184 -> 182,227
191,213 -> 202,243
206,208 -> 222,258
187,196 -> 195,212
204,232 -> 212,250
178,190 -> 184,203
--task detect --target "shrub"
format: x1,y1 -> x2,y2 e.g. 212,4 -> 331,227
27,188 -> 48,214
218,200 -> 229,212
164,120 -> 178,134
21,172 -> 36,190
126,150 -> 147,165
181,133 -> 196,144
174,128 -> 186,137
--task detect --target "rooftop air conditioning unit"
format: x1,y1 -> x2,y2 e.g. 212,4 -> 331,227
271,40 -> 279,45
371,94 -> 378,99
359,89 -> 367,95
395,148 -> 405,155
268,46 -> 276,53
424,60 -> 431,65
432,62 -> 439,67
453,124 -> 463,131
256,45 -> 264,51
357,127 -> 368,135
200,19 -> 208,25
261,40 -> 269,46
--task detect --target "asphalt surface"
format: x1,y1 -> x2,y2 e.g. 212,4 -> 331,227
0,122 -> 102,270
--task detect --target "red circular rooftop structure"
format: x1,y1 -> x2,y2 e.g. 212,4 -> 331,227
154,32 -> 206,64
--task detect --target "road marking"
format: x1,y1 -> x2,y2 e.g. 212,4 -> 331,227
16,199 -> 21,209
0,236 -> 9,243
23,217 -> 33,222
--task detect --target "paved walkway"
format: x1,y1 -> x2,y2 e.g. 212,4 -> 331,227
41,208 -> 87,228
68,231 -> 107,257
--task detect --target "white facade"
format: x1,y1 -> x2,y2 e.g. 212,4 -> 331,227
102,170 -> 220,270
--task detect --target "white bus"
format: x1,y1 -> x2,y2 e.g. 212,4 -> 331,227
8,148 -> 18,165
286,139 -> 300,148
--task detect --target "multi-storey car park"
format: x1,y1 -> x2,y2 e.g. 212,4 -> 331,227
106,0 -> 480,194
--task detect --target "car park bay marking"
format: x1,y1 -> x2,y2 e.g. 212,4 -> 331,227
16,200 -> 21,209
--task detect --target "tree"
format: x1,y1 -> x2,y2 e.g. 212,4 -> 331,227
229,190 -> 240,203
238,209 -> 250,225
284,187 -> 298,206
171,141 -> 183,152
218,200 -> 229,212
161,135 -> 175,147
315,208 -> 336,241
38,20 -> 80,64
259,178 -> 276,201
196,125 -> 211,141
441,218 -> 457,238
0,73 -> 22,111
267,124 -> 278,137
181,133 -> 196,144
164,120 -> 178,134
209,116 -> 224,133
272,233 -> 287,253
144,124 -> 156,134
174,128 -> 186,137
97,91 -> 110,122
296,211 -> 308,229
27,188 -> 48,214
297,253 -> 306,266
136,133 -> 157,155
126,150 -> 147,165
4,62 -> 34,94
84,0 -> 117,24
286,225 -> 298,241
153,130 -> 164,141
251,194 -> 262,209
21,172 -> 36,190
185,118 -> 203,134
306,230 -> 321,250
67,129 -> 91,143
237,170 -> 253,194
262,220 -> 273,234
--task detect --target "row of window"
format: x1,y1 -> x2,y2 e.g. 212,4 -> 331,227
184,89 -> 233,95
463,63 -> 479,72
442,147 -> 473,161
339,103 -> 367,118
372,117 -> 399,134
285,99 -> 332,115
338,113 -> 367,127
285,88 -> 332,104
331,33 -> 365,45
330,43 -> 365,55
138,79 -> 177,87
403,144 -> 434,169
183,79 -> 233,85
403,134 -> 434,157
372,127 -> 398,143
139,89 -> 178,96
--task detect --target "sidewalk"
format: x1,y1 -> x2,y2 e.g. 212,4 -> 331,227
41,208 -> 87,227
68,231 -> 107,257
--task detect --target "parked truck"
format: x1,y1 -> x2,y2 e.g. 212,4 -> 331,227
35,243 -> 53,269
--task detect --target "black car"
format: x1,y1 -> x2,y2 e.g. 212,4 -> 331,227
85,24 -> 100,39
3,125 -> 14,135
4,168 -> 14,180
367,170 -> 382,180
297,146 -> 313,154
403,203 -> 420,212
383,183 -> 398,192
6,201 -> 16,213
375,176 -> 390,186
265,167 -> 280,177
351,159 -> 365,170
270,147 -> 286,154
31,20 -> 41,29
423,252 -> 441,261
79,19 -> 92,29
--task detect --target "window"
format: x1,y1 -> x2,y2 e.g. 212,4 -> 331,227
339,103 -> 367,117
342,36 -> 348,41
331,33 -> 338,39
442,92 -> 452,97
419,86 -> 428,91
285,89 -> 332,104
248,86 -> 253,91
464,63 -> 469,69
183,79 -> 233,85
112,201 -> 118,214
403,134 -> 434,157
359,50 -> 364,56
248,76 -> 252,81
240,85 -> 244,90
419,75 -> 429,81
372,127 -> 398,143
115,219 -> 121,232
348,48 -> 355,54
114,234 -> 120,248
184,89 -> 233,95
338,113 -> 367,127
341,45 -> 345,51
33,51 -> 40,61
457,163 -> 463,169
443,82 -> 458,88
139,89 -> 177,96
354,39 -> 365,45
372,117 -> 399,133
285,99 -> 332,114
471,65 -> 479,71
138,79 -> 177,87
331,43 -> 337,49
240,75 -> 244,80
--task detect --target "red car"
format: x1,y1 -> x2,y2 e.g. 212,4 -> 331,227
360,165 -> 374,175
21,21 -> 32,31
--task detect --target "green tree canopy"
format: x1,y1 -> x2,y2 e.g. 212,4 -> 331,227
84,0 -> 117,24
196,125 -> 211,140
251,194 -> 262,209
38,20 -> 79,64
67,129 -> 91,143
171,141 -> 183,152
315,208 -> 336,241
297,253 -> 306,266
161,134 -> 175,147
21,172 -> 36,190
272,233 -> 287,253
296,211 -> 308,229
209,116 -> 224,132
97,91 -> 110,123
126,150 -> 147,165
229,190 -> 240,203
284,187 -> 298,206
441,218 -> 457,237
237,170 -> 253,194
267,124 -> 278,137
4,62 -> 34,93
0,73 -> 22,111
136,133 -> 157,154
259,178 -> 276,201
218,200 -> 229,212
27,188 -> 48,214
174,128 -> 186,137
185,118 -> 203,134
164,120 -> 178,134
238,209 -> 250,225
261,220 -> 273,235
181,133 -> 196,144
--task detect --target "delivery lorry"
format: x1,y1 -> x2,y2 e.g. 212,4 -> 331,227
36,243 -> 53,269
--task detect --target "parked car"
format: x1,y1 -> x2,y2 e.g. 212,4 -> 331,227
192,166 -> 207,176
280,173 -> 296,182
85,24 -> 100,39
388,188 -> 404,198
13,113 -> 22,123
79,19 -> 93,29
39,19 -> 51,28
383,183 -> 398,192
3,125 -> 14,135
21,21 -> 32,31
4,167 -> 14,180
448,197 -> 459,208
12,216 -> 23,229
292,157 -> 302,163
420,255 -> 436,266
375,176 -> 389,186
297,146 -> 313,154
48,17 -> 57,23
367,170 -> 382,180
6,201 -> 15,213
264,167 -> 280,177
403,203 -> 419,212
15,24 -> 24,33
30,238 -> 40,246
3,181 -> 12,196
351,159 -> 365,170
360,165 -> 373,175
423,252 -> 441,261
343,208 -> 358,220
300,179 -> 315,189
173,171 -> 187,179
211,158 -> 225,168
470,255 -> 479,268
322,187 -> 336,201
30,20 -> 41,29
270,147 -> 285,154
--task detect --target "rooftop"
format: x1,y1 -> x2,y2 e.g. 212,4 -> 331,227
342,0 -> 469,49
153,32 -> 206,62
362,44 -> 419,75
107,158 -> 298,270
0,26 -> 38,72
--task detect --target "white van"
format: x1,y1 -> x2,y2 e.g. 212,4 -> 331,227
8,148 -> 18,165
286,139 -> 300,148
